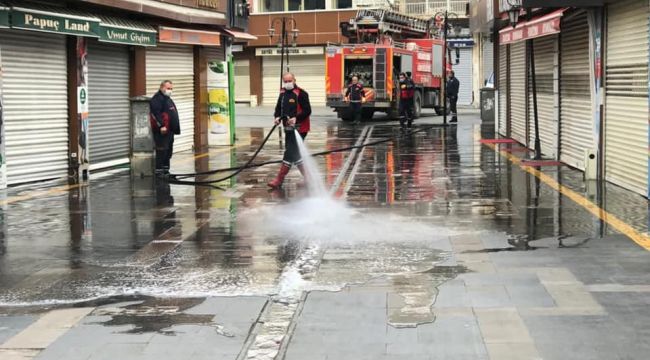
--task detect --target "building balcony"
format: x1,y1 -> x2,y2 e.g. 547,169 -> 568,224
401,1 -> 469,18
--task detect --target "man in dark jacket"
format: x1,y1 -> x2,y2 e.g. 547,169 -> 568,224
447,70 -> 460,123
150,80 -> 181,176
399,72 -> 416,129
345,75 -> 366,125
268,72 -> 312,189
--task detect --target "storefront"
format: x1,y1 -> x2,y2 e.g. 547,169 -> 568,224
604,0 -> 649,196
88,18 -> 156,170
528,35 -> 558,158
258,46 -> 326,106
448,39 -> 475,106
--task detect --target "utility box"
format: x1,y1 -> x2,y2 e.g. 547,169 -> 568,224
130,96 -> 154,178
584,149 -> 598,181
480,88 -> 495,123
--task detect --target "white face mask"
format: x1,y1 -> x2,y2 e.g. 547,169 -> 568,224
283,82 -> 295,91
163,89 -> 172,97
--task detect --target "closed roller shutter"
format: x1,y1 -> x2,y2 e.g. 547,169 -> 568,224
528,35 -> 558,158
483,38 -> 494,85
235,58 -> 251,102
560,12 -> 592,170
263,54 -> 326,106
147,44 -> 195,152
510,41 -> 527,144
0,30 -> 68,185
498,44 -> 509,136
87,40 -> 130,169
605,0 -> 649,195
455,47 -> 474,106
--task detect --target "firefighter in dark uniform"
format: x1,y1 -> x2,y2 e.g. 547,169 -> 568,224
344,75 -> 367,125
399,72 -> 416,129
150,80 -> 181,176
447,70 -> 460,123
268,72 -> 312,189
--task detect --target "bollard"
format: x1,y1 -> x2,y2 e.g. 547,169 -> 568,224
130,96 -> 154,178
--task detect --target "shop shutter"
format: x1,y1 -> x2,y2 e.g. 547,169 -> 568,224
147,44 -> 195,152
605,0 -> 649,195
87,40 -> 130,169
235,58 -> 251,102
560,12 -> 592,170
498,44 -> 509,136
263,54 -> 326,106
510,41 -> 527,144
455,47 -> 474,106
482,38 -> 494,85
528,35 -> 558,158
0,30 -> 68,185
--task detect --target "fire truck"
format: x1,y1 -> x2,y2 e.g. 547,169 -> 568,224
325,9 -> 452,121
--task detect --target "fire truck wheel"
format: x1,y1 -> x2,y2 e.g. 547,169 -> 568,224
414,92 -> 422,119
338,109 -> 353,121
361,109 -> 375,120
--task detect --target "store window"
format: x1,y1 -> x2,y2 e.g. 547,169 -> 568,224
304,0 -> 325,10
262,0 -> 283,12
261,0 -> 325,12
337,0 -> 352,8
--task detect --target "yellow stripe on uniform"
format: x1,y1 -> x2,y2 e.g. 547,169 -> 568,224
486,143 -> 650,250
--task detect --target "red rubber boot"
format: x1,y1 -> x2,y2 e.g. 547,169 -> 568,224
267,163 -> 291,188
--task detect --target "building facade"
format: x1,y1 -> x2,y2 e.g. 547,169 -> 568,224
471,0 -> 650,198
0,0 -> 249,187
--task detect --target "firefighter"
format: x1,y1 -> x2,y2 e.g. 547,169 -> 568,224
398,72 -> 416,129
447,70 -> 460,123
344,75 -> 367,125
268,72 -> 312,189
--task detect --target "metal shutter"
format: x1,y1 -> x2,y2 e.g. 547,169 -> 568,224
498,44 -> 509,136
510,41 -> 527,144
455,47 -> 474,106
263,54 -> 326,106
482,38 -> 494,85
147,44 -> 195,152
528,35 -> 558,158
560,12 -> 592,170
0,30 -> 68,185
605,0 -> 649,195
87,40 -> 130,169
235,58 -> 251,102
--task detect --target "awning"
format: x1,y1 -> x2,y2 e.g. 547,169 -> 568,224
99,16 -> 157,47
499,8 -> 567,45
223,29 -> 257,42
223,28 -> 257,42
10,5 -> 101,37
0,6 -> 9,28
78,0 -> 226,26
159,26 -> 221,46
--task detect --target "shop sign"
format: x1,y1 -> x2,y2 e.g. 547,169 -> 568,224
159,27 -> 221,46
0,7 -> 9,28
499,9 -> 564,45
255,47 -> 324,56
207,61 -> 231,146
99,26 -> 156,46
12,8 -> 100,37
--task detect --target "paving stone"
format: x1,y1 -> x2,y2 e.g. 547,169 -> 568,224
0,316 -> 38,344
466,284 -> 512,308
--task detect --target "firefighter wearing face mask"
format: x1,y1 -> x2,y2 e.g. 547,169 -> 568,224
150,80 -> 180,176
268,72 -> 313,189
398,72 -> 416,129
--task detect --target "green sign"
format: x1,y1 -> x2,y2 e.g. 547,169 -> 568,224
99,26 -> 157,47
12,9 -> 100,37
0,8 -> 9,28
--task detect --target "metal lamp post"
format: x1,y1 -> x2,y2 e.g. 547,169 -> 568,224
268,18 -> 299,89
434,11 -> 459,125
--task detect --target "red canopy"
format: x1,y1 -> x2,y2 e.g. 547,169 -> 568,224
499,8 -> 567,45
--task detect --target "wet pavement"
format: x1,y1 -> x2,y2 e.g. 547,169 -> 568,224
1,107 -> 650,359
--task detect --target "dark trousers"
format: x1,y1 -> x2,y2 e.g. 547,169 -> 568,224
350,102 -> 362,123
283,130 -> 308,166
154,133 -> 174,172
399,99 -> 414,126
449,95 -> 458,115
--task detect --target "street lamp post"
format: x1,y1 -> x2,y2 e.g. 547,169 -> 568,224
434,11 -> 459,125
268,17 -> 299,90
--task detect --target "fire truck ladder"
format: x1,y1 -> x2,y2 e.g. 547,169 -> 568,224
353,8 -> 432,40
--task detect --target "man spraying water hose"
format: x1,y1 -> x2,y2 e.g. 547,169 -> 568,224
268,72 -> 312,189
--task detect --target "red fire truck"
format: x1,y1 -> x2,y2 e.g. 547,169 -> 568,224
326,9 -> 452,121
